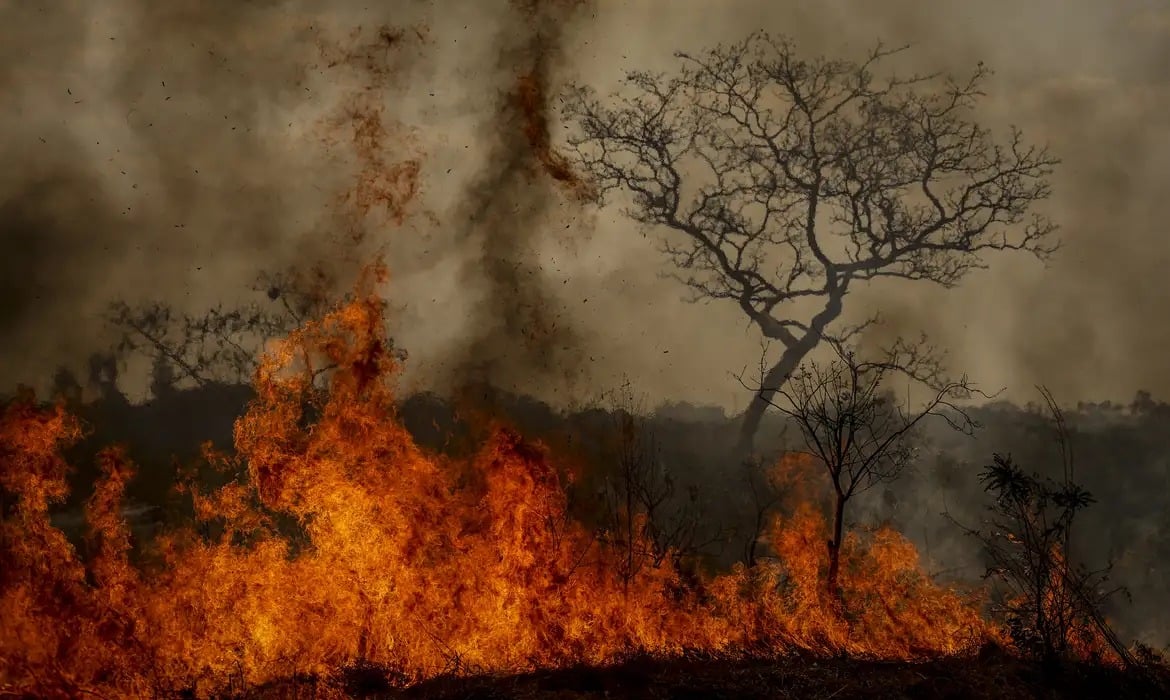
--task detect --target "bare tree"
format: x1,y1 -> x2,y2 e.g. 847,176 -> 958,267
562,32 -> 1058,455
593,379 -> 719,584
748,344 -> 981,592
107,265 -> 403,391
740,455 -> 783,568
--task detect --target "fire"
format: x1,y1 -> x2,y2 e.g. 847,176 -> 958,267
1,267 -> 998,698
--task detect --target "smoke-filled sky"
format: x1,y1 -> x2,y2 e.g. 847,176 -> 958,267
4,0 -> 1170,412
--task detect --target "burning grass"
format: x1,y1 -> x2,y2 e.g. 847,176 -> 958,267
3,268 -> 1013,698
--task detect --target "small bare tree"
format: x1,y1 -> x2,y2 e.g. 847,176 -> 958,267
107,265 -> 404,391
106,267 -> 329,388
563,32 -> 1058,456
749,344 -> 980,592
740,455 -> 783,568
594,380 -> 717,584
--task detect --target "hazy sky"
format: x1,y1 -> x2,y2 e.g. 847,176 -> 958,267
4,0 -> 1170,412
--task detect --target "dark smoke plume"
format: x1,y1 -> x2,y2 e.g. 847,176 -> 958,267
446,0 -> 596,404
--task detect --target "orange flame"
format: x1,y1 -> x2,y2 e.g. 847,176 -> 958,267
1,270 -> 1000,698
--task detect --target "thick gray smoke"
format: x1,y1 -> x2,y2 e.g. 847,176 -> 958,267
440,0 -> 596,401
0,0 -> 604,404
0,0 -> 424,397
5,0 -> 1170,409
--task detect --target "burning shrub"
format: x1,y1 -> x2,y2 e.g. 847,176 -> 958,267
957,389 -> 1135,669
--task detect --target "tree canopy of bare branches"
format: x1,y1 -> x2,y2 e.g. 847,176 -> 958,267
562,32 -> 1059,454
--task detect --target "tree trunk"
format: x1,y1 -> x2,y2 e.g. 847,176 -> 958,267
734,340 -> 817,459
826,491 -> 847,593
734,291 -> 845,459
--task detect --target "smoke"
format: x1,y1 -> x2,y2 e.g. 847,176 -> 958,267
0,0 -> 429,397
5,0 -> 1170,411
440,0 -> 597,401
0,0 -> 601,403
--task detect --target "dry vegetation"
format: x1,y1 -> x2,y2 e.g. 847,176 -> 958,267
2,273 -> 1167,699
